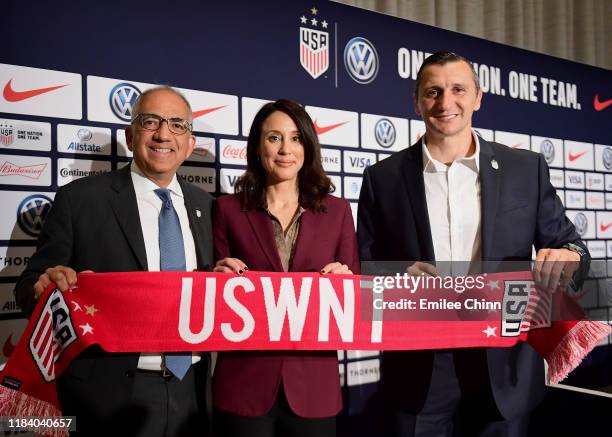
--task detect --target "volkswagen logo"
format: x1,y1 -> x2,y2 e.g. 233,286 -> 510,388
77,128 -> 93,142
573,212 -> 588,237
344,37 -> 379,84
603,147 -> 612,170
17,194 -> 53,237
540,139 -> 555,164
109,82 -> 141,122
374,118 -> 396,148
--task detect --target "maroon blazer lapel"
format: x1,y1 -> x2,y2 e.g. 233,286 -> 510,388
245,208 -> 284,272
290,209 -> 316,272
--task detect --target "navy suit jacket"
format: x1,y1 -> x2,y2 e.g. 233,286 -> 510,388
357,137 -> 589,419
14,164 -> 214,430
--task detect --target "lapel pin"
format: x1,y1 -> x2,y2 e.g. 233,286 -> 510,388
196,209 -> 202,218
491,159 -> 499,170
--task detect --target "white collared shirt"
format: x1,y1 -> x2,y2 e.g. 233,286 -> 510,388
422,132 -> 482,275
130,161 -> 200,370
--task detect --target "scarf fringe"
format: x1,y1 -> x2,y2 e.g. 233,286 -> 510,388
0,384 -> 67,437
546,320 -> 611,385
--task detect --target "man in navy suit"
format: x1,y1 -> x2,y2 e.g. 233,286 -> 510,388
357,51 -> 589,436
15,86 -> 213,437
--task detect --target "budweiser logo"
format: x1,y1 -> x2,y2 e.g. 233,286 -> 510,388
193,147 -> 210,157
0,161 -> 47,179
222,144 -> 247,160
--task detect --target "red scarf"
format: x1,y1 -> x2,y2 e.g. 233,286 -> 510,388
0,271 -> 608,437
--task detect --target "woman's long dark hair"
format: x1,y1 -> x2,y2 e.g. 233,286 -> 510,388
234,99 -> 333,212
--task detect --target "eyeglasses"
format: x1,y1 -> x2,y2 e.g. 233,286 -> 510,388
131,113 -> 193,135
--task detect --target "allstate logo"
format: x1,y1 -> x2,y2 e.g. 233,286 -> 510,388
573,212 -> 588,237
374,119 -> 396,148
540,139 -> 555,164
109,82 -> 141,122
17,194 -> 53,237
344,37 -> 379,84
77,128 -> 93,142
603,147 -> 612,170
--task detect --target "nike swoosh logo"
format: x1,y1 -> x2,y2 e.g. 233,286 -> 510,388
600,222 -> 612,232
594,94 -> 612,112
192,105 -> 227,119
568,151 -> 588,162
511,144 -> 522,149
313,119 -> 348,135
2,79 -> 67,102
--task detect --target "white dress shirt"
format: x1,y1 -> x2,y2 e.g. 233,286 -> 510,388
422,132 -> 482,276
130,162 -> 200,370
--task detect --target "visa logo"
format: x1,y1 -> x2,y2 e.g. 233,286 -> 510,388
349,157 -> 373,168
226,175 -> 238,187
568,176 -> 583,184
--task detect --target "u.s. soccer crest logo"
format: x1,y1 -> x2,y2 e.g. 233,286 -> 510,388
29,289 -> 77,382
299,8 -> 329,79
0,123 -> 14,146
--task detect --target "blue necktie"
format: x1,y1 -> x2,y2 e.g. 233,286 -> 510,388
155,188 -> 191,380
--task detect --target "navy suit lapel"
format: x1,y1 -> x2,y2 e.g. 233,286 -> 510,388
110,165 -> 148,270
479,139 -> 500,260
245,209 -> 284,272
403,141 -> 435,261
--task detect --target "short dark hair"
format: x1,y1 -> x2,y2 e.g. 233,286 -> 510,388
414,51 -> 480,97
234,99 -> 333,212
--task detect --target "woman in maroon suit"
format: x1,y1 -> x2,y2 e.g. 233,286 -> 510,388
212,99 -> 359,437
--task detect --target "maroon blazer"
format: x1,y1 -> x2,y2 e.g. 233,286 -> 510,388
212,193 -> 359,418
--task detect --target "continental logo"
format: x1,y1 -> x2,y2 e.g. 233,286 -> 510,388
59,168 -> 108,178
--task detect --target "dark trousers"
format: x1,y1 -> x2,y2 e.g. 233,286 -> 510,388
64,365 -> 205,437
214,384 -> 336,437
388,352 -> 529,437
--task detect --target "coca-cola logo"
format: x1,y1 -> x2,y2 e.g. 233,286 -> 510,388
222,144 -> 247,160
0,161 -> 47,179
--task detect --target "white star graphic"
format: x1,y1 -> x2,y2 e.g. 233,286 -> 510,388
80,323 -> 93,335
300,15 -> 307,24
321,20 -> 328,28
84,304 -> 99,316
311,7 -> 318,15
487,280 -> 500,290
71,301 -> 82,311
482,325 -> 497,338
311,18 -> 318,26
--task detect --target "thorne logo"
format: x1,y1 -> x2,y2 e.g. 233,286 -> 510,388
0,161 -> 47,179
109,82 -> 141,122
